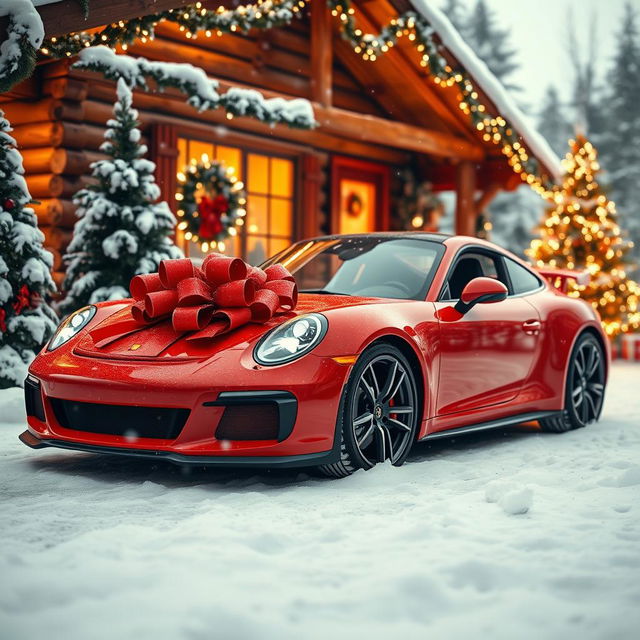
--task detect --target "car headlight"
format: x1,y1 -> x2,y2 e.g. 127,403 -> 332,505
254,313 -> 328,365
47,306 -> 97,351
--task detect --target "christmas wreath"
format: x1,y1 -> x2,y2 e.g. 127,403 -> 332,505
176,158 -> 247,253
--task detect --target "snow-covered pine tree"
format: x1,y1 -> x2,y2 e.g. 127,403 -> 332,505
61,78 -> 182,313
599,3 -> 640,268
464,0 -> 520,93
0,111 -> 58,387
538,85 -> 572,158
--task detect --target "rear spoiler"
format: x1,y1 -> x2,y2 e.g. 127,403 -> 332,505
536,268 -> 590,294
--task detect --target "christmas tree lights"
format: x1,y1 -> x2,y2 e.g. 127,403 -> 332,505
528,135 -> 640,337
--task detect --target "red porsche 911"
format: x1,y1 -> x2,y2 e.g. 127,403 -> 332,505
21,233 -> 608,478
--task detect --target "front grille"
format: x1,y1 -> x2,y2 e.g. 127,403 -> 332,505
215,404 -> 280,441
24,377 -> 45,422
50,398 -> 189,440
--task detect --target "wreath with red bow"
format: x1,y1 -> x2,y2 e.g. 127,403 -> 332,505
176,159 -> 247,252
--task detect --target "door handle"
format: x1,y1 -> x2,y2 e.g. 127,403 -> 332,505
522,319 -> 541,335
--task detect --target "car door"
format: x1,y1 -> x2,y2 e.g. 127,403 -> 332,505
434,249 -> 542,416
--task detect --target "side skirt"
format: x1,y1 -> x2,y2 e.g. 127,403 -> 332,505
420,411 -> 560,441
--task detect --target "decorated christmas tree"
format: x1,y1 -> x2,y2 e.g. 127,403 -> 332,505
0,111 -> 58,387
528,134 -> 640,336
61,78 -> 182,313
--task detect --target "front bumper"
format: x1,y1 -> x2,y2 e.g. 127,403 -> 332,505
23,342 -> 351,466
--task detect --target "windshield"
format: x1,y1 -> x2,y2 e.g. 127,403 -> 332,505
261,236 -> 444,300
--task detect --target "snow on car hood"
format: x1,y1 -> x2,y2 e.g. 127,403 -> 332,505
74,293 -> 383,360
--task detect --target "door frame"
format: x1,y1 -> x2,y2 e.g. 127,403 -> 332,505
330,155 -> 390,234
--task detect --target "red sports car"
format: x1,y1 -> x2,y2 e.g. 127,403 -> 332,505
21,233 -> 608,478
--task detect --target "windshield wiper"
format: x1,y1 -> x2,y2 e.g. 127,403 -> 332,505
300,289 -> 350,296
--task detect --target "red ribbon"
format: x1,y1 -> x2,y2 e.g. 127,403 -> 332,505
129,255 -> 297,343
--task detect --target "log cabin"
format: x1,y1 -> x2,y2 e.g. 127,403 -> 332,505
0,0 -> 560,285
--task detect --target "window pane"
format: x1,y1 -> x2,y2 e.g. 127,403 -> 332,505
248,154 -> 269,194
247,235 -> 269,265
189,140 -> 214,165
177,138 -> 188,170
269,236 -> 291,258
216,146 -> 242,180
270,157 -> 293,197
506,258 -> 542,295
247,196 -> 268,235
270,198 -> 292,236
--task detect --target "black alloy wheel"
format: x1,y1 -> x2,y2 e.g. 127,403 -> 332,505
319,343 -> 420,478
540,333 -> 606,433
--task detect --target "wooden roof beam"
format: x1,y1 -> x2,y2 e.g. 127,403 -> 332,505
313,103 -> 484,161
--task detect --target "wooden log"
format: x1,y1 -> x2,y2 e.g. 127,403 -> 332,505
63,149 -> 107,175
26,174 -> 64,199
1,99 -> 63,126
52,271 -> 66,289
43,77 -> 89,102
41,226 -> 73,251
35,0 -> 193,38
21,148 -> 67,175
32,199 -> 76,227
12,122 -> 65,148
26,173 -> 93,199
48,249 -> 64,273
60,122 -> 110,150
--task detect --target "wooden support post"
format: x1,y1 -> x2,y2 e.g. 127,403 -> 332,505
455,161 -> 478,237
150,123 -> 178,211
300,154 -> 323,239
311,0 -> 332,107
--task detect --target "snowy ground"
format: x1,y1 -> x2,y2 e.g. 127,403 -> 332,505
1,364 -> 639,640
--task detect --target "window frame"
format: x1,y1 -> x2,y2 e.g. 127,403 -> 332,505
174,130 -> 300,261
502,256 -> 546,298
437,246 -> 510,302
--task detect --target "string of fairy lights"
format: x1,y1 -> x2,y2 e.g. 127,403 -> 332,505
35,0 -> 557,196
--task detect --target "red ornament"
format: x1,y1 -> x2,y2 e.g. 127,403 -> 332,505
3,198 -> 15,210
0,309 -> 6,333
128,255 -> 297,343
12,285 -> 31,315
197,195 -> 227,240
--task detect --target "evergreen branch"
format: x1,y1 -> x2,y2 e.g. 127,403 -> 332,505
73,47 -> 317,129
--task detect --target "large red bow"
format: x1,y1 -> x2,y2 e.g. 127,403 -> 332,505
129,255 -> 297,343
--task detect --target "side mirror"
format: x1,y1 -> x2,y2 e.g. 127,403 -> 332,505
454,277 -> 508,315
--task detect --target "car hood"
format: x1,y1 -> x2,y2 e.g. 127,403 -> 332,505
74,293 -> 384,360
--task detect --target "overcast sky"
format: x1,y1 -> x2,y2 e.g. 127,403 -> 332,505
436,0 -> 638,115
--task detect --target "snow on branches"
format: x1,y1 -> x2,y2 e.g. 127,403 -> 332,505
0,110 -> 58,388
0,0 -> 45,93
74,47 -> 317,129
61,78 -> 183,313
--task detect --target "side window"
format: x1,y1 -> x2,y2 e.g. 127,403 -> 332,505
505,258 -> 542,295
442,252 -> 502,300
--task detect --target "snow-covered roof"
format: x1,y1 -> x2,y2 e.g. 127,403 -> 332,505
411,0 -> 562,182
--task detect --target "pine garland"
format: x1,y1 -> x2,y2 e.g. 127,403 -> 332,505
41,0 -> 307,58
0,0 -> 44,93
73,46 -> 316,129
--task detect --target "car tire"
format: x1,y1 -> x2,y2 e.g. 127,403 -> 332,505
539,332 -> 606,433
318,343 -> 420,478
